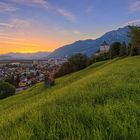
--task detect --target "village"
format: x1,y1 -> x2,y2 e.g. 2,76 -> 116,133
0,58 -> 66,92
0,42 -> 111,93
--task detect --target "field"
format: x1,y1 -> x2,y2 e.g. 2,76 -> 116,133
0,56 -> 140,140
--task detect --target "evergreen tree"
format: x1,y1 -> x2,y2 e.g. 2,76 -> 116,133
129,26 -> 140,55
110,42 -> 121,59
127,43 -> 132,56
119,42 -> 127,56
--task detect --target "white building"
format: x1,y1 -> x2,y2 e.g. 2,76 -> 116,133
100,41 -> 110,53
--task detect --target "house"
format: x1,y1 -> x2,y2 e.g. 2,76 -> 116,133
19,81 -> 27,87
100,41 -> 110,53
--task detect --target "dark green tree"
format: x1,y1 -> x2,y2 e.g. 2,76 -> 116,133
69,53 -> 89,71
119,42 -> 127,56
0,82 -> 16,99
129,26 -> 140,55
55,53 -> 90,78
127,43 -> 132,56
55,61 -> 72,77
110,42 -> 121,59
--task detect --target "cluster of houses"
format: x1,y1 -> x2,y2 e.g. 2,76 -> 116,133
0,43 -> 110,91
0,58 -> 67,92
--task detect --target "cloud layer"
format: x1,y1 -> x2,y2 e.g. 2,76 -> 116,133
129,0 -> 140,12
9,0 -> 76,21
0,2 -> 17,12
126,19 -> 140,25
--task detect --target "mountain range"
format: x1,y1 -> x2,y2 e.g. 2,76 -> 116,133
48,26 -> 130,58
0,52 -> 50,60
0,26 -> 131,60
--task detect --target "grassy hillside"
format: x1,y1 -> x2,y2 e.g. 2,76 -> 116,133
0,56 -> 140,140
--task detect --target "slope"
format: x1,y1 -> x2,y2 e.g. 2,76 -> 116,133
0,56 -> 140,140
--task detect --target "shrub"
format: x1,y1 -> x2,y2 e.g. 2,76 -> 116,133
92,52 -> 110,63
0,82 -> 16,99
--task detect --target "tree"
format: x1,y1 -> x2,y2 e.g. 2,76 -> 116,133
129,26 -> 140,55
68,53 -> 89,71
92,52 -> 110,63
127,43 -> 132,56
55,53 -> 90,78
0,82 -> 16,99
55,61 -> 72,78
110,42 -> 121,59
119,42 -> 127,57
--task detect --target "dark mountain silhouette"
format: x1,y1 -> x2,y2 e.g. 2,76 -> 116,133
48,26 -> 130,58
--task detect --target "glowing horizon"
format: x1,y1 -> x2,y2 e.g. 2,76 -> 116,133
0,0 -> 140,54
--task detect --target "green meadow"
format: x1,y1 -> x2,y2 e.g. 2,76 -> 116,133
0,56 -> 140,140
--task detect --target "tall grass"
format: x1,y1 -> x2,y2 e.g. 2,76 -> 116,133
0,56 -> 140,140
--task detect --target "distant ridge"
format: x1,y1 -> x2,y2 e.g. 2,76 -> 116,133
48,26 -> 130,58
0,52 -> 50,60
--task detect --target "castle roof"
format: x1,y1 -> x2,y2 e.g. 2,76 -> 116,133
101,41 -> 109,46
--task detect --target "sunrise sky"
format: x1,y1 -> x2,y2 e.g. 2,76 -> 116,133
0,0 -> 140,54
